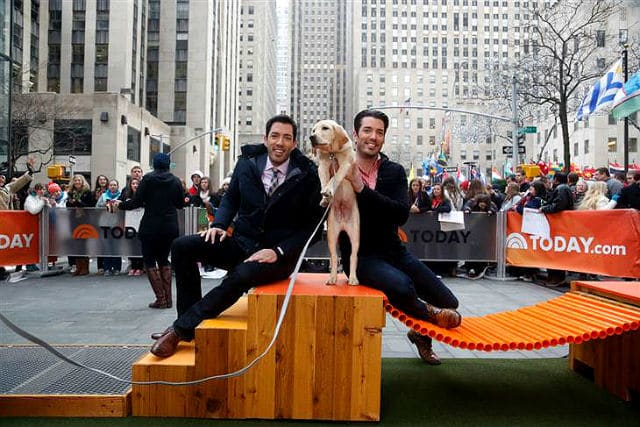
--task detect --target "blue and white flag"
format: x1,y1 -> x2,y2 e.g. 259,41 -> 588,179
576,59 -> 624,121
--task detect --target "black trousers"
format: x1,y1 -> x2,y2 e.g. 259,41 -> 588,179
140,233 -> 176,269
171,234 -> 295,340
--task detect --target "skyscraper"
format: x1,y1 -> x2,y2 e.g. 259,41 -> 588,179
289,0 -> 353,147
237,0 -> 277,147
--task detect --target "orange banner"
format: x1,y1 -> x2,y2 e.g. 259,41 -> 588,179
506,210 -> 640,278
0,211 -> 40,266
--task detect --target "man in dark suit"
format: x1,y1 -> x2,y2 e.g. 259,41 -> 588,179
151,115 -> 323,357
339,110 -> 461,366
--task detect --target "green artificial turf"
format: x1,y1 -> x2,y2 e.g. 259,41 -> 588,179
1,358 -> 638,427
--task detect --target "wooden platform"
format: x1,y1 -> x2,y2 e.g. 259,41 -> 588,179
569,281 -> 640,401
131,273 -> 386,421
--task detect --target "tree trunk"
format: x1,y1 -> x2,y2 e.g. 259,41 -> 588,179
559,98 -> 571,172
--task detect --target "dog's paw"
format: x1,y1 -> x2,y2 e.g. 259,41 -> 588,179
325,275 -> 337,285
347,276 -> 359,286
321,186 -> 334,199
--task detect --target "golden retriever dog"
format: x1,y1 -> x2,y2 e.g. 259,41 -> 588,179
309,120 -> 359,286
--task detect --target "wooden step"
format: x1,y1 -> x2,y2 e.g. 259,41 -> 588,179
131,273 -> 386,421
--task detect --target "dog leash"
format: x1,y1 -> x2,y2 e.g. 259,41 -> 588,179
0,204 -> 331,386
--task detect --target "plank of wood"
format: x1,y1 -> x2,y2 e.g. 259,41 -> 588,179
244,292 -> 277,418
0,395 -> 129,417
313,295 -> 336,419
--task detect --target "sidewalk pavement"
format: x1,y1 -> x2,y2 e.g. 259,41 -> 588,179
0,262 -> 568,359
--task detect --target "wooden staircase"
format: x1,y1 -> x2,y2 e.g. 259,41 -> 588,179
131,273 -> 386,421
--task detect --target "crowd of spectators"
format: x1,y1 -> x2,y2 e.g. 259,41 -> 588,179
0,163 -> 229,281
406,165 -> 640,282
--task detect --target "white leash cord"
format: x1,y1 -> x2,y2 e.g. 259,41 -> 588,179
0,205 -> 331,387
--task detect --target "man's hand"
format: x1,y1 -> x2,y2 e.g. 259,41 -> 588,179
199,227 -> 227,244
345,163 -> 365,193
244,248 -> 278,263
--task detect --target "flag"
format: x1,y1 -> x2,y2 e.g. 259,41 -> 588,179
576,59 -> 624,121
408,163 -> 415,182
612,70 -> 640,120
491,166 -> 503,180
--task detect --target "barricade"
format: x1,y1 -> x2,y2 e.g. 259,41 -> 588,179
2,208 -> 640,278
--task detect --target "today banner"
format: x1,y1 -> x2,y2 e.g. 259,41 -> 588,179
0,211 -> 40,266
506,210 -> 640,278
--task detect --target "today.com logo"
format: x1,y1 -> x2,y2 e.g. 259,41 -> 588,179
506,232 -> 627,256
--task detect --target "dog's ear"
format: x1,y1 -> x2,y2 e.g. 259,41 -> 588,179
335,124 -> 350,151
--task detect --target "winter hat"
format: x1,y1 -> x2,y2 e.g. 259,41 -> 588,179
222,177 -> 231,186
191,170 -> 204,179
153,153 -> 171,170
47,182 -> 61,194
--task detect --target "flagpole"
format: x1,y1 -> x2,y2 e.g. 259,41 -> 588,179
623,44 -> 629,175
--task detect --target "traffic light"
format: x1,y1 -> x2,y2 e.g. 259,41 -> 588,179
214,135 -> 221,151
222,137 -> 231,151
47,164 -> 68,180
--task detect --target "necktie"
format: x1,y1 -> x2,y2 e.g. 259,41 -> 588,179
268,168 -> 280,196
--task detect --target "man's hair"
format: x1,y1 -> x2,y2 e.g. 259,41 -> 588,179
614,172 -> 626,182
130,165 -> 143,173
265,115 -> 297,141
33,183 -> 44,191
554,172 -> 568,184
567,172 -> 579,184
354,109 -> 389,134
596,167 -> 610,177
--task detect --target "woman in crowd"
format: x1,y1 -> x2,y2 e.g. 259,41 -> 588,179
408,178 -> 431,214
514,180 -> 546,214
66,174 -> 94,275
188,176 -> 215,221
499,182 -> 522,212
573,179 -> 588,206
119,177 -> 144,276
96,179 -> 123,275
115,153 -> 184,309
442,176 -> 464,211
577,181 -> 614,210
462,179 -> 487,203
427,183 -> 452,213
93,174 -> 109,274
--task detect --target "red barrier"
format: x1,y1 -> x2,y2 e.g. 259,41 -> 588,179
0,211 -> 40,266
506,210 -> 640,278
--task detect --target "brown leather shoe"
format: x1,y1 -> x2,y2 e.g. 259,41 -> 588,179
150,327 -> 172,340
150,328 -> 180,358
407,330 -> 441,365
425,304 -> 462,329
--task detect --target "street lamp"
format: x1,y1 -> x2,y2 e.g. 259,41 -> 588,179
168,128 -> 222,155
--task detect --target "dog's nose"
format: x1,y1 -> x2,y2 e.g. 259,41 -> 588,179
309,134 -> 318,146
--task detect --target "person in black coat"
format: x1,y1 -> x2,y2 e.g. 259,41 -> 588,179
115,153 -> 184,309
339,110 -> 460,366
616,172 -> 640,210
150,115 -> 323,357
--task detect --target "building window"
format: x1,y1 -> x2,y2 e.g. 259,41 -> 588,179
573,142 -> 578,156
584,139 -> 589,154
608,113 -> 616,125
127,126 -> 141,161
148,136 -> 161,168
596,30 -> 605,47
54,119 -> 92,154
607,137 -> 616,153
630,138 -> 638,153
